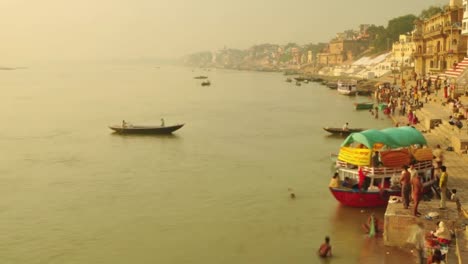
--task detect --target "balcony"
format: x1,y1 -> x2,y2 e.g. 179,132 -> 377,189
423,29 -> 444,38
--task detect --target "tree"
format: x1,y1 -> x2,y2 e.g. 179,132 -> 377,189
419,6 -> 444,20
367,25 -> 388,53
386,14 -> 417,42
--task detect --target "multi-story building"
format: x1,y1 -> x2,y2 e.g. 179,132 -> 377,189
317,25 -> 370,66
462,0 -> 468,43
317,39 -> 368,66
391,34 -> 415,68
413,0 -> 467,75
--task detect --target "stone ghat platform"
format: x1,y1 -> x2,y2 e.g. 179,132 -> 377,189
384,196 -> 461,263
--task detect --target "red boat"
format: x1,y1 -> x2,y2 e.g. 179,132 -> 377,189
329,127 -> 435,207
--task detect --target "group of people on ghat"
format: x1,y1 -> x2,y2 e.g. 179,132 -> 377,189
409,220 -> 452,264
400,143 -> 451,217
373,74 -> 468,128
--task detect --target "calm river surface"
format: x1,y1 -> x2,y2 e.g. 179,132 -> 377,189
0,64 -> 413,263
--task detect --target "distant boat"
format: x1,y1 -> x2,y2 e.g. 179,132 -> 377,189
354,102 -> 374,110
194,76 -> 208,79
304,79 -> 309,84
327,82 -> 338,89
337,80 -> 357,95
296,81 -> 302,86
323,127 -> 365,135
109,124 -> 184,134
286,78 -> 292,83
201,80 -> 211,86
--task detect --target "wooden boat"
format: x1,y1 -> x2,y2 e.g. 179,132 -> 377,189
109,124 -> 184,134
330,127 -> 435,207
327,82 -> 338,89
194,76 -> 208,79
337,80 -> 357,95
323,127 -> 365,135
201,80 -> 211,86
285,78 -> 292,83
295,81 -> 301,86
354,102 -> 374,110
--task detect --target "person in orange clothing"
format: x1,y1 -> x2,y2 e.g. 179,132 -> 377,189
412,174 -> 423,216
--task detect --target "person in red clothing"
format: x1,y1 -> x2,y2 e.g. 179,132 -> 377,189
358,166 -> 366,190
318,236 -> 332,258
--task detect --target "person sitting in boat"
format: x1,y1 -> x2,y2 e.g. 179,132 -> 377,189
371,151 -> 381,167
342,177 -> 359,189
342,122 -> 349,131
329,172 -> 340,188
318,236 -> 332,258
161,118 -> 165,127
390,174 -> 400,189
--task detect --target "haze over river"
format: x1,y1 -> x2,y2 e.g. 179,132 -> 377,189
0,64 -> 413,263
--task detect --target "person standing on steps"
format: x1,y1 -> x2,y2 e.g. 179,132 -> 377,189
439,166 -> 448,210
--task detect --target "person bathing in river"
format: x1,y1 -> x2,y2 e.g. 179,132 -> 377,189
362,213 -> 382,236
318,236 -> 332,258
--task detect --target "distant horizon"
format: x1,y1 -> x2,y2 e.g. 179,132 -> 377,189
0,0 -> 447,64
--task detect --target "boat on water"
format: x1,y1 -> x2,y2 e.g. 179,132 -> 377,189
327,82 -> 338,89
323,127 -> 365,135
109,124 -> 184,134
296,81 -> 301,86
194,76 -> 208,79
354,102 -> 374,110
201,80 -> 211,86
337,80 -> 357,95
329,127 -> 434,207
286,78 -> 292,83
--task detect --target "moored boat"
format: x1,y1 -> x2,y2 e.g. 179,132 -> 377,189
354,102 -> 374,110
109,124 -> 184,134
327,82 -> 338,89
296,81 -> 301,86
194,76 -> 208,79
337,80 -> 357,95
286,78 -> 292,83
329,127 -> 434,207
201,80 -> 211,86
323,127 -> 365,135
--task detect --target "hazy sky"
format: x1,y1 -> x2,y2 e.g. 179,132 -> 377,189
0,0 -> 447,64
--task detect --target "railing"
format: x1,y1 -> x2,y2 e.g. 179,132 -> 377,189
336,160 -> 433,178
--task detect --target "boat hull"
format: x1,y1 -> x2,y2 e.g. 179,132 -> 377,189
330,183 -> 435,207
329,188 -> 400,207
323,127 -> 364,135
109,124 -> 184,134
354,103 -> 374,110
337,90 -> 357,96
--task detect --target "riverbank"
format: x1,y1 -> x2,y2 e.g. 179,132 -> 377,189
378,79 -> 468,262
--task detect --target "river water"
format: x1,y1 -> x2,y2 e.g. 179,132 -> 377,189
0,64 -> 414,263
